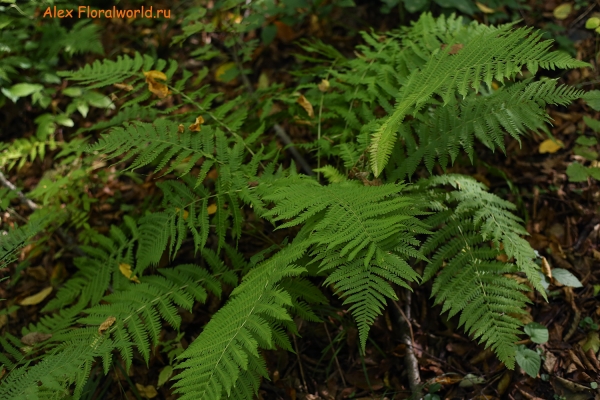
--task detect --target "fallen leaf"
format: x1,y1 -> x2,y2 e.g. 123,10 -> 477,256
188,116 -> 204,132
580,331 -> 600,353
440,43 -> 464,55
0,315 -> 7,329
98,316 -> 116,335
114,82 -> 134,91
207,203 -> 217,215
119,263 -> 140,283
50,262 -> 67,284
175,207 -> 189,220
496,371 -> 511,395
258,72 -> 269,89
19,287 -> 53,306
26,266 -> 47,281
135,383 -> 158,399
215,62 -> 236,83
274,20 -> 296,43
539,138 -> 564,154
143,70 -> 167,81
158,365 -> 173,387
21,332 -> 52,346
143,70 -> 169,98
553,3 -> 572,20
476,2 -> 495,13
178,124 -> 184,134
541,257 -> 552,279
318,79 -> 330,92
146,79 -> 169,98
297,95 -> 314,118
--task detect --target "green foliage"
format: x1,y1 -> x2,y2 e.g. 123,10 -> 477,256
0,11 -> 591,400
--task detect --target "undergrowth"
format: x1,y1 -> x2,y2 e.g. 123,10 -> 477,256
0,9 -> 592,399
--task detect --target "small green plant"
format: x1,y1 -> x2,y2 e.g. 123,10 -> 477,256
566,115 -> 600,182
580,316 -> 599,331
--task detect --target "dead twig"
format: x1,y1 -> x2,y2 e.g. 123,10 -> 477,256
391,291 -> 422,398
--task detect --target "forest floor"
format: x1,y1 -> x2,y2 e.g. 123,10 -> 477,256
3,0 -> 600,399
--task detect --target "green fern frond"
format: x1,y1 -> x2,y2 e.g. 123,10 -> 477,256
263,179 -> 428,349
172,243 -> 308,400
416,174 -> 542,368
369,14 -> 589,176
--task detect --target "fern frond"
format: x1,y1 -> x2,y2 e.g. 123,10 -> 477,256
263,178 -> 428,349
416,174 -> 542,368
172,243 -> 308,400
369,14 -> 589,176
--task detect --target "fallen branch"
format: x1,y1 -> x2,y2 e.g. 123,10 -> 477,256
391,291 -> 422,398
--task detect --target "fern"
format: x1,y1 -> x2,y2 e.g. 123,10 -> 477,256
369,14 -> 588,176
2,10 -> 592,399
415,175 -> 541,368
262,177 -> 429,349
172,242 -> 309,400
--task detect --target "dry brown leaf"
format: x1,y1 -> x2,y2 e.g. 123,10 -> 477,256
98,316 -> 116,335
178,124 -> 185,134
207,203 -> 217,215
539,138 -> 564,154
274,20 -> 296,43
135,383 -> 158,399
297,95 -> 314,118
146,79 -> 169,98
114,82 -> 134,91
476,2 -> 495,13
541,256 -> 552,279
441,43 -> 464,55
21,332 -> 52,346
19,286 -> 53,306
119,263 -> 140,283
188,116 -> 204,132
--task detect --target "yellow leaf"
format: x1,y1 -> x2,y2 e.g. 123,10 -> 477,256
143,70 -> 167,81
178,124 -> 184,134
215,62 -> 236,83
553,3 -> 572,20
119,263 -> 140,283
174,207 -> 189,220
19,286 -> 53,306
135,383 -> 158,399
476,2 -> 495,13
98,316 -> 116,335
258,72 -> 269,90
188,116 -> 204,132
539,138 -> 564,153
296,95 -> 314,118
318,79 -> 330,92
143,70 -> 170,99
146,80 -> 169,98
207,203 -> 217,215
